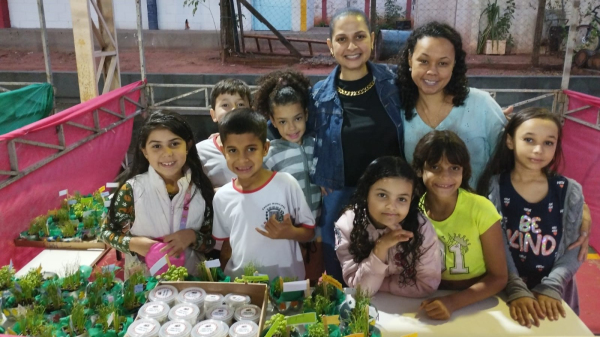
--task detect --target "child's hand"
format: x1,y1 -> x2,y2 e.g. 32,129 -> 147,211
377,227 -> 414,250
419,296 -> 453,320
256,214 -> 294,240
161,229 -> 196,258
509,297 -> 545,328
534,293 -> 566,321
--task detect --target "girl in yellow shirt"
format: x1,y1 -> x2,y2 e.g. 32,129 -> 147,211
412,130 -> 507,320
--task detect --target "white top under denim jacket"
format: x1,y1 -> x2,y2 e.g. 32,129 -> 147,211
487,174 -> 583,312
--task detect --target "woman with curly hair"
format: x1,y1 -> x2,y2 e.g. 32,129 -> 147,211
254,69 -> 324,281
397,21 -> 507,186
334,156 -> 440,296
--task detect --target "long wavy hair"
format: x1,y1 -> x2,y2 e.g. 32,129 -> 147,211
396,21 -> 469,121
109,111 -> 214,224
412,130 -> 473,195
477,107 -> 564,196
253,69 -> 311,119
347,156 -> 426,287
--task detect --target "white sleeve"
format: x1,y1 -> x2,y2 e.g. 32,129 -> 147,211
286,174 -> 315,228
211,191 -> 231,241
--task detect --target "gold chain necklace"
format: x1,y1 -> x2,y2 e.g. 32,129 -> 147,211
337,80 -> 375,96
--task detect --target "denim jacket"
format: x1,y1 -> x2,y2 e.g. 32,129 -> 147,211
308,62 -> 404,189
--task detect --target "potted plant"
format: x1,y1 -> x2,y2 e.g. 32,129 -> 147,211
42,279 -> 65,313
60,220 -> 78,240
63,301 -> 88,337
58,208 -> 70,222
12,267 -> 43,306
90,303 -> 131,336
0,265 -> 15,293
24,216 -> 45,240
123,271 -> 146,313
82,216 -> 97,240
61,263 -> 83,296
262,313 -> 289,337
156,265 -> 188,282
307,323 -> 328,337
84,280 -> 105,309
13,305 -> 47,336
477,0 -> 515,55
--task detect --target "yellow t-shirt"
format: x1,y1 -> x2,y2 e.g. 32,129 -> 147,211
422,189 -> 501,281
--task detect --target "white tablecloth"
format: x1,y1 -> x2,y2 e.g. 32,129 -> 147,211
371,290 -> 592,336
15,248 -> 104,278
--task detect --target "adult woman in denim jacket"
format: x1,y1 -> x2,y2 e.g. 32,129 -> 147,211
308,8 -> 404,283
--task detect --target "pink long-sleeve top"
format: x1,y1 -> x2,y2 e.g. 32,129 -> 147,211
335,210 -> 442,297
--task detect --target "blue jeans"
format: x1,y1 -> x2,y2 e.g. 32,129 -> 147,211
320,187 -> 355,286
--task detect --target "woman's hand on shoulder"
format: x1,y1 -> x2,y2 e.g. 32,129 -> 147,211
509,297 -> 545,328
503,105 -> 514,120
534,293 -> 566,321
130,236 -> 158,257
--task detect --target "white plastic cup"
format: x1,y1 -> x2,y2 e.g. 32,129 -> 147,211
169,303 -> 201,326
138,301 -> 171,324
233,305 -> 261,324
191,319 -> 229,337
159,320 -> 193,337
206,305 -> 234,326
127,318 -> 161,337
149,285 -> 179,307
204,294 -> 224,312
224,294 -> 251,309
229,321 -> 259,337
177,287 -> 207,307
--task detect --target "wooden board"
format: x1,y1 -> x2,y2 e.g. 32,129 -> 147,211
14,238 -> 107,250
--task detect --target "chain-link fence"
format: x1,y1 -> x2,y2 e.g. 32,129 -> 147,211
232,0 -> 411,58
230,0 -> 596,60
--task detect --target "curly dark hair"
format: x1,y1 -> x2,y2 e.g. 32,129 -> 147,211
396,21 -> 469,121
253,69 -> 311,118
476,107 -> 564,196
110,112 -> 215,250
412,130 -> 473,195
346,156 -> 427,287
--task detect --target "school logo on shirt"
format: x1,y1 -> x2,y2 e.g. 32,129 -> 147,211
524,207 -> 531,215
262,203 -> 285,222
536,264 -> 545,271
552,226 -> 558,236
504,197 -> 511,207
557,180 -> 565,188
548,202 -> 553,213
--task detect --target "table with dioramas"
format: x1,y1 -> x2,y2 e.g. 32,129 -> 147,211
0,185 -> 593,337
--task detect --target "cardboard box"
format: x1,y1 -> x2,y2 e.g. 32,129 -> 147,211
159,281 -> 269,331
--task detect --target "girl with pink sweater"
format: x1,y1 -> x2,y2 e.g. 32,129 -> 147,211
334,156 -> 441,296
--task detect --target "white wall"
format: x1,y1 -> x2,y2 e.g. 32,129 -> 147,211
156,0 -> 220,30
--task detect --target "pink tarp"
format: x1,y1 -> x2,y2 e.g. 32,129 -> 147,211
562,90 -> 600,252
0,81 -> 143,269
